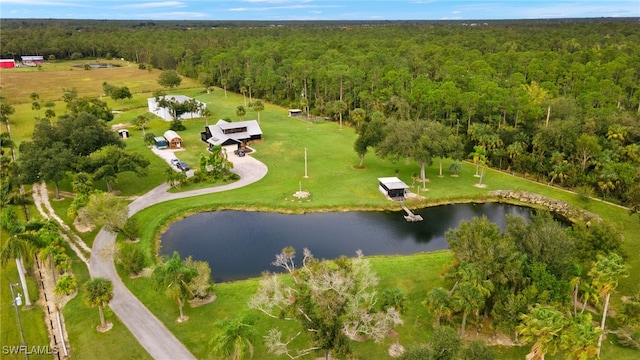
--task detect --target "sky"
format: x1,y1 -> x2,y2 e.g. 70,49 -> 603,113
0,0 -> 638,21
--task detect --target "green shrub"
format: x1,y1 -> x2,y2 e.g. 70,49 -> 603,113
118,243 -> 146,276
121,217 -> 139,241
169,120 -> 186,131
380,287 -> 407,313
144,132 -> 156,145
54,274 -> 77,296
460,340 -> 495,360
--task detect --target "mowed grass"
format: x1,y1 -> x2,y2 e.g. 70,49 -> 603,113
124,90 -> 640,359
3,64 -> 640,359
61,254 -> 151,360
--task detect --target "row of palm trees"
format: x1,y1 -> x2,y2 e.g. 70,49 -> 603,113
1,201 -> 114,332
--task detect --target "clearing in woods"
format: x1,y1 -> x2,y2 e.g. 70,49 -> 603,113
0,59 -> 200,104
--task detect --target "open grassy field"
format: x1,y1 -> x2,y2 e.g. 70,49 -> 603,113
0,59 -> 200,105
2,63 -> 639,359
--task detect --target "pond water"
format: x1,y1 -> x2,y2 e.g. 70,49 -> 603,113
159,203 -> 534,282
72,63 -> 122,68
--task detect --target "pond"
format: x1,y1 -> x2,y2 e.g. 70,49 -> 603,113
72,63 -> 122,68
159,203 -> 534,282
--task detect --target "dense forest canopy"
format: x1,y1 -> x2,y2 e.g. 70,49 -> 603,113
2,18 -> 639,207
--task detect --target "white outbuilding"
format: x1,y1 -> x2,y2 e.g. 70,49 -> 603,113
147,95 -> 205,121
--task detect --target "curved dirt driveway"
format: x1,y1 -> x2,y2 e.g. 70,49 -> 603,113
89,156 -> 268,360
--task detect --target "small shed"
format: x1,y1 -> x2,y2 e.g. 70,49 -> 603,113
0,59 -> 16,69
117,129 -> 130,139
378,177 -> 409,199
164,130 -> 183,149
288,109 -> 303,117
154,136 -> 168,149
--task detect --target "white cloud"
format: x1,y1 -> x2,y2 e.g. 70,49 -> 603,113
0,0 -> 75,5
118,1 -> 186,9
145,11 -> 209,18
228,3 -> 343,13
0,0 -> 88,6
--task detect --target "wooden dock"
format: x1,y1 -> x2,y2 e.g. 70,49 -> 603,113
401,202 -> 423,222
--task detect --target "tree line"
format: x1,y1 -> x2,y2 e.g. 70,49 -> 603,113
3,19 -> 638,206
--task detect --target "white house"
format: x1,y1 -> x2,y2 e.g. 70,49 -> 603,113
147,95 -> 205,121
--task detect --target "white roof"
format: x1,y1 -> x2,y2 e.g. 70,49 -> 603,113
164,130 -> 181,141
205,119 -> 262,146
378,177 -> 409,190
152,95 -> 192,103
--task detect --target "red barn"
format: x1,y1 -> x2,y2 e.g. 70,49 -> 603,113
0,59 -> 16,69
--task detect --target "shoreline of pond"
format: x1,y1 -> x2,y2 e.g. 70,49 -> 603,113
152,192 -> 589,282
149,194 -> 558,259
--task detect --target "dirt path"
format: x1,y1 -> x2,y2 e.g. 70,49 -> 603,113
31,183 -> 74,358
32,183 -> 91,263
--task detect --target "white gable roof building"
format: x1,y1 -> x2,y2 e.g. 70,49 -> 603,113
147,95 -> 205,121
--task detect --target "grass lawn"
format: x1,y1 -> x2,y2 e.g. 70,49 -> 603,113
0,260 -> 49,360
62,254 -> 151,360
2,64 -> 640,359
123,90 -> 639,359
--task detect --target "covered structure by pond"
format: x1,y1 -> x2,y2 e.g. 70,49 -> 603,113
378,177 -> 409,200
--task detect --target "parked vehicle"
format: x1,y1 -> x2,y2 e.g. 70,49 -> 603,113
170,158 -> 179,166
176,161 -> 190,171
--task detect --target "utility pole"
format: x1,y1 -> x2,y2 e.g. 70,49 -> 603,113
9,282 -> 28,359
303,147 -> 309,178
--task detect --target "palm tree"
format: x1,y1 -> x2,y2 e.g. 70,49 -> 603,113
0,208 -> 45,307
221,78 -> 228,97
244,77 -> 253,105
0,103 -> 15,132
186,98 -> 201,123
451,282 -> 485,336
424,287 -> 452,326
334,99 -> 347,130
236,105 -> 246,121
201,107 -> 212,126
211,313 -> 258,360
579,282 -> 599,315
253,100 -> 264,124
240,86 -> 247,107
82,277 -> 114,331
449,161 -> 462,177
517,305 -> 567,360
468,145 -> 486,178
31,98 -> 41,119
560,313 -> 602,360
152,251 -> 197,322
588,253 -> 628,357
